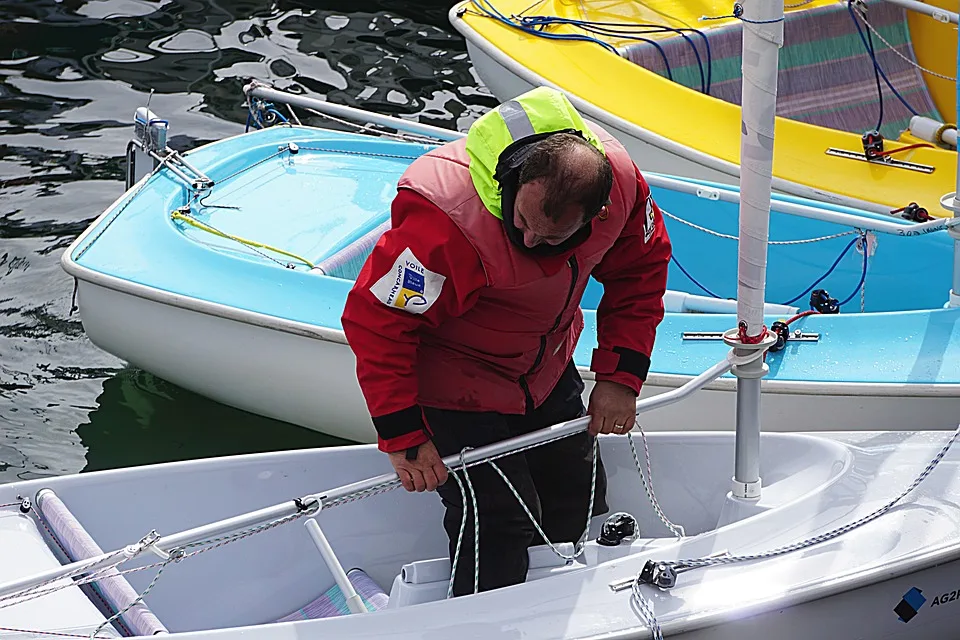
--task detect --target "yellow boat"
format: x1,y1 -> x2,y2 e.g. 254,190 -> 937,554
450,0 -> 959,218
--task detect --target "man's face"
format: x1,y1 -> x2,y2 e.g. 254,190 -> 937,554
513,178 -> 585,248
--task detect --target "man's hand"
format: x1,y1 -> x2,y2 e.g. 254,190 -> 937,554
388,439 -> 449,492
587,380 -> 638,436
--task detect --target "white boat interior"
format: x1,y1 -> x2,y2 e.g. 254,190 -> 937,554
1,426 -> 959,639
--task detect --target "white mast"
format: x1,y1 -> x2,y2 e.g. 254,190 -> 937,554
725,0 -> 784,502
946,27 -> 960,306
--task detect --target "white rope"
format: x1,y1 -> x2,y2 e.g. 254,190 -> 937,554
661,209 -> 858,245
631,581 -> 665,640
857,235 -> 868,312
855,8 -> 955,82
652,422 -> 960,574
0,511 -> 310,613
622,345 -> 766,637
487,437 -> 599,562
89,553 -> 179,639
461,449 -> 481,596
302,107 -> 446,145
860,268 -> 866,312
200,147 -> 288,189
628,421 -> 959,638
627,428 -> 684,538
0,564 -> 125,610
446,435 -> 600,597
0,547 -> 132,609
74,157 -> 173,260
446,470 -> 475,598
296,145 -> 425,160
285,104 -> 302,126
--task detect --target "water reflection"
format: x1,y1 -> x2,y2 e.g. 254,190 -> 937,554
0,0 -> 492,479
77,368 -> 345,473
1,0 -> 495,126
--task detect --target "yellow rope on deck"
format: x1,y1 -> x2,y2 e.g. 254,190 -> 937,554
171,210 -> 315,269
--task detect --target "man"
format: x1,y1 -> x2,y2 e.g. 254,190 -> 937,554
341,86 -> 671,596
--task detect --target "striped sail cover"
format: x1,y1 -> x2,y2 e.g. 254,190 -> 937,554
619,0 -> 942,139
276,568 -> 390,621
35,489 -> 168,636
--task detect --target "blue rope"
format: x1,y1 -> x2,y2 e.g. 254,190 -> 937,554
862,10 -> 884,131
672,233 -> 868,311
696,27 -> 713,95
838,237 -> 869,308
520,16 -> 710,93
470,0 -> 620,53
702,3 -> 784,24
572,27 -> 677,85
780,236 -> 861,307
671,254 -> 723,299
267,108 -> 290,124
245,103 -> 289,130
670,212 -> 869,311
571,20 -> 712,94
846,0 -> 919,117
470,1 -> 714,94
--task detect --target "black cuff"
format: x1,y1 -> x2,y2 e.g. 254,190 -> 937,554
612,347 -> 651,381
372,405 -> 427,440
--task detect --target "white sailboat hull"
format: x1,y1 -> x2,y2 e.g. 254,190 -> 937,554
1,430 -> 959,639
73,278 -> 960,443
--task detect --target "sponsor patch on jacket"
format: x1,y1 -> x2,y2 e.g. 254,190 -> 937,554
370,248 -> 446,314
644,195 -> 656,243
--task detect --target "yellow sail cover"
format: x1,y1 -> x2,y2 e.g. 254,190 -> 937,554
455,0 -> 958,218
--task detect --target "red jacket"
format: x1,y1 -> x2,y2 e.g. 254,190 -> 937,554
342,129 -> 672,453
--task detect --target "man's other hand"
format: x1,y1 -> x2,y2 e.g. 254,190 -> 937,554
587,380 -> 638,436
388,439 -> 449,492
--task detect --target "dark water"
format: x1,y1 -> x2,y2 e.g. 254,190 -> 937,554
0,0 -> 497,483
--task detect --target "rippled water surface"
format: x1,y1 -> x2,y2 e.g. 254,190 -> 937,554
0,0 -> 496,482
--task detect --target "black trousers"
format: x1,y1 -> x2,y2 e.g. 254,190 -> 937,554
424,361 -> 609,596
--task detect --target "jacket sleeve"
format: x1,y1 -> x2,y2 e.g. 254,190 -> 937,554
341,188 -> 487,453
588,165 -> 672,395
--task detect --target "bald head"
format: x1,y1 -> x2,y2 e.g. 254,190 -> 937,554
517,132 -> 613,224
509,132 -> 613,249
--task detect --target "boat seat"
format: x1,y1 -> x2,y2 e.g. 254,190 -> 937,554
309,213 -> 800,317
386,542 -> 584,608
617,0 -> 941,139
32,489 -> 168,636
312,219 -> 391,281
275,568 -> 389,621
0,498 -> 124,638
662,290 -> 798,315
310,219 -> 798,315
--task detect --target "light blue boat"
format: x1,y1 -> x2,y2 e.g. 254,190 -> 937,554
62,96 -> 960,443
